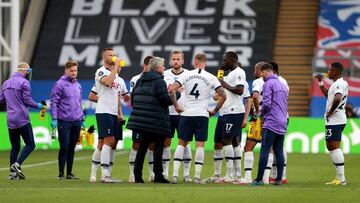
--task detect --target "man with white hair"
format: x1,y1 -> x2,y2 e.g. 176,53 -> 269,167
127,57 -> 181,183
0,62 -> 46,180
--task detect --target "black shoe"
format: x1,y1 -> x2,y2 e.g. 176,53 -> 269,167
135,178 -> 145,183
66,174 -> 79,180
10,163 -> 25,180
154,176 -> 170,184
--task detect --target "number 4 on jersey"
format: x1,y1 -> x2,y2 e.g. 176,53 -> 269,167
190,83 -> 200,99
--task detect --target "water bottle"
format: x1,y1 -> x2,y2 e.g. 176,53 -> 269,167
111,56 -> 126,67
39,101 -> 47,120
217,69 -> 224,79
51,128 -> 57,140
313,72 -> 328,78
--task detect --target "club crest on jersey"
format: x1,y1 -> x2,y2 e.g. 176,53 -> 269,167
98,71 -> 104,76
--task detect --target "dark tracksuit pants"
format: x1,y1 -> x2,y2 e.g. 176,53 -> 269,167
134,131 -> 165,181
255,128 -> 285,182
8,123 -> 36,166
57,119 -> 81,175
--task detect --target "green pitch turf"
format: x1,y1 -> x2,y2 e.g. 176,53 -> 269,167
0,150 -> 359,203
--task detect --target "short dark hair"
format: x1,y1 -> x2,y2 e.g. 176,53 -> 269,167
65,60 -> 78,69
224,51 -> 238,62
260,62 -> 273,71
268,61 -> 278,74
102,47 -> 114,55
143,55 -> 154,65
331,62 -> 344,72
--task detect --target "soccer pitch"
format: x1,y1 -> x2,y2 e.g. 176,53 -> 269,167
0,150 -> 359,203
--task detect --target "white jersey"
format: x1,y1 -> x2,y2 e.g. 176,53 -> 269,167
164,68 -> 189,115
176,69 -> 221,117
278,75 -> 290,118
279,75 -> 289,91
252,77 -> 264,111
129,73 -> 142,93
219,67 -> 247,115
94,66 -> 128,115
325,78 -> 348,125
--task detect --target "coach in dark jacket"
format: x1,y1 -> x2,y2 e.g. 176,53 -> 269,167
127,57 -> 180,183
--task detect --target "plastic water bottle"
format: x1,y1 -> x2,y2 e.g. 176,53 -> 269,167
313,72 -> 328,78
111,56 -> 126,67
217,69 -> 224,79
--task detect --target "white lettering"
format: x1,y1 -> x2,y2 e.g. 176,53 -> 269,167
223,0 -> 255,16
64,18 -> 100,44
218,19 -> 256,44
135,45 -> 162,64
131,18 -> 173,44
143,0 -> 180,16
192,46 -> 221,67
225,46 -> 252,67
175,18 -> 213,44
71,0 -> 104,16
107,18 -> 126,44
110,0 -> 140,16
59,45 -> 98,66
185,0 -> 216,16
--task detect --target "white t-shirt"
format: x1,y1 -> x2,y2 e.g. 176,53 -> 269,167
129,73 -> 142,93
325,78 -> 349,125
252,77 -> 264,111
279,75 -> 289,91
176,68 -> 221,117
164,68 -> 189,115
94,66 -> 128,115
219,67 -> 247,115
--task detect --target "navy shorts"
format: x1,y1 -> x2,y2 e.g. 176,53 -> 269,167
178,116 -> 209,142
325,124 -> 345,142
95,113 -> 121,140
132,130 -> 141,142
214,113 -> 244,143
169,115 -> 181,138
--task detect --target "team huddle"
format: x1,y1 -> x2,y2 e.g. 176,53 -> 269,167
0,48 -> 349,186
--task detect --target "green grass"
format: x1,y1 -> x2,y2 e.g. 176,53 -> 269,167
0,150 -> 359,203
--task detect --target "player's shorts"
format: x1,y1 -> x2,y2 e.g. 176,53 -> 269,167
178,116 -> 209,142
247,117 -> 263,142
169,115 -> 180,138
96,113 -> 120,139
132,130 -> 141,142
325,124 -> 345,142
214,113 -> 244,143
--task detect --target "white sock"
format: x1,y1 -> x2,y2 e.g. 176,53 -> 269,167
282,149 -> 287,180
129,148 -> 137,178
224,145 -> 234,178
214,149 -> 223,177
330,149 -> 345,182
91,149 -> 101,178
183,144 -> 192,177
147,149 -> 154,180
194,147 -> 204,180
100,145 -> 111,178
233,145 -> 242,178
263,153 -> 273,183
270,155 -> 277,179
109,150 -> 115,176
244,151 -> 254,181
162,146 -> 171,178
172,145 -> 185,178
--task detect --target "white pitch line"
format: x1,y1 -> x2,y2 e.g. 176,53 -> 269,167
0,151 -> 126,171
0,187 -> 358,191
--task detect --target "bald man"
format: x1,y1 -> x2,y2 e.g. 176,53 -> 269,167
0,62 -> 46,180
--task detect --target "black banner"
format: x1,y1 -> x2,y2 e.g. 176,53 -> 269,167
32,0 -> 278,80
